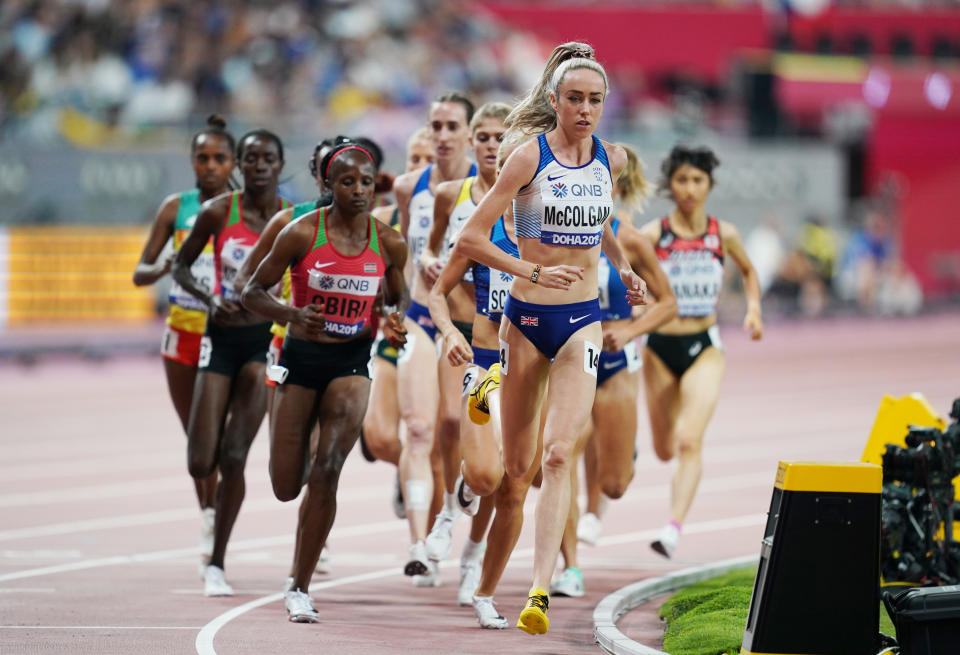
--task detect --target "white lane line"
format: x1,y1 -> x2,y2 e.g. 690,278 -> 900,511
0,588 -> 54,593
1,549 -> 82,559
194,512 -> 765,655
0,472 -> 769,582
0,519 -> 406,583
0,452 -> 177,483
0,477 -> 187,508
194,566 -> 422,655
0,483 -> 416,542
0,424 -> 849,508
0,626 -> 202,630
0,467 -> 772,545
594,513 -> 766,547
0,472 -> 770,583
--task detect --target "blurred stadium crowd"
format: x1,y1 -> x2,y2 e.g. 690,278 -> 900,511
0,0 -> 537,145
4,0 -> 959,144
0,0 -> 957,329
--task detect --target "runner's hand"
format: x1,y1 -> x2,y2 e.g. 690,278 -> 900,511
444,330 -> 473,367
383,311 -> 407,349
419,254 -> 444,286
160,252 -> 175,277
296,302 -> 326,338
620,269 -> 647,306
209,294 -> 242,325
602,324 -> 634,353
537,265 -> 584,290
744,308 -> 763,341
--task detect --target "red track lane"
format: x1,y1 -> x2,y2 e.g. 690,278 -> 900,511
0,314 -> 956,655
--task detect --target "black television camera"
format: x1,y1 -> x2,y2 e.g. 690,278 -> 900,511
880,398 -> 960,585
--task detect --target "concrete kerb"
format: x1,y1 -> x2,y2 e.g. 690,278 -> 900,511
593,554 -> 758,655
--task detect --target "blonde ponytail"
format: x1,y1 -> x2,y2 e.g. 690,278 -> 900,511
497,130 -> 535,171
504,41 -> 607,138
614,143 -> 653,212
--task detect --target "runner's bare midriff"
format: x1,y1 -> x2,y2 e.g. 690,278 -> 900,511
511,237 -> 601,305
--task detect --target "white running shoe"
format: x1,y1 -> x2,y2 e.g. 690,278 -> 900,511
315,546 -> 331,574
425,508 -> 459,561
458,558 -> 482,606
651,523 -> 680,559
412,560 -> 441,587
284,588 -> 319,623
200,507 -> 215,565
404,541 -> 430,577
392,472 -> 406,519
455,474 -> 480,517
577,512 -> 602,546
203,565 -> 234,597
550,567 -> 585,598
472,595 -> 507,629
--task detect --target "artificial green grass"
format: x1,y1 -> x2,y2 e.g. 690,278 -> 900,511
657,567 -> 897,655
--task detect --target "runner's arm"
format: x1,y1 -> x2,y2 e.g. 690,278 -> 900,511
172,193 -> 230,310
241,220 -> 319,331
377,222 -> 411,348
455,142 -> 581,289
427,251 -> 474,365
722,221 -> 764,340
601,222 -> 646,306
234,207 -> 293,294
603,224 -> 677,350
133,194 -> 179,286
420,181 -> 458,284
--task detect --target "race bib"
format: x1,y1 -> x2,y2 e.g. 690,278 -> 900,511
499,339 -> 509,376
597,256 -> 610,310
267,339 -> 281,368
461,366 -> 480,397
583,340 -> 600,377
488,268 -> 513,315
624,340 -> 642,373
397,330 -> 416,365
161,325 -> 179,359
707,324 -> 723,350
198,336 -> 213,369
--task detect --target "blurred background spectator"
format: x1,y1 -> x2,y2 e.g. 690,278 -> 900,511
0,0 -> 957,332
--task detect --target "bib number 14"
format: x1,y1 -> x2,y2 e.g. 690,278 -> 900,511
583,340 -> 599,377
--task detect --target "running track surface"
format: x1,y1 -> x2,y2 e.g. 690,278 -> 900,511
1,314 -> 956,655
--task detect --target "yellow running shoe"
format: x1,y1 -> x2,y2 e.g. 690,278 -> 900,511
468,363 -> 500,425
516,587 -> 549,635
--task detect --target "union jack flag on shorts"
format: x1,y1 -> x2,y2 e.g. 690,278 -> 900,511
520,315 -> 538,327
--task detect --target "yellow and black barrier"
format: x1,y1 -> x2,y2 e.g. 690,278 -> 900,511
741,461 -> 882,655
2,226 -> 154,324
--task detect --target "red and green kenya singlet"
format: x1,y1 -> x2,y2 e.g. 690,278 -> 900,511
291,208 -> 386,338
214,191 -> 289,303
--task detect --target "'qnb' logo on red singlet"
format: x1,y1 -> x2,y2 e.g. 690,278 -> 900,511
291,208 -> 386,337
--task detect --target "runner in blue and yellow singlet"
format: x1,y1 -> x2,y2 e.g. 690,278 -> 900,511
418,101 -> 511,606
132,114 -> 235,574
389,92 -> 478,584
555,145 -> 677,599
362,128 -> 435,520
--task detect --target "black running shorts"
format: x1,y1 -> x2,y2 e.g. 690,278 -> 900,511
200,321 -> 272,377
279,336 -> 374,394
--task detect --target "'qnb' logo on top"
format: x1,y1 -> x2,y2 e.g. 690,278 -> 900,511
552,182 -> 605,199
308,270 -> 381,296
